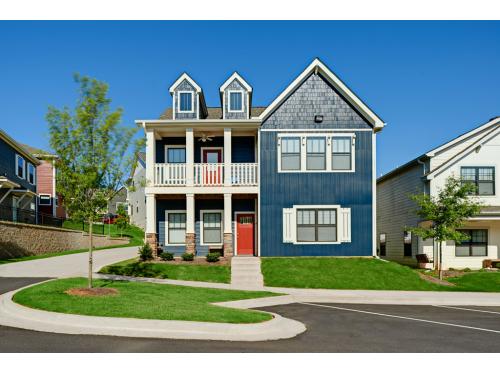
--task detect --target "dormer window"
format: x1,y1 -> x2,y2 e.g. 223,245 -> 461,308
228,91 -> 243,112
178,91 -> 193,113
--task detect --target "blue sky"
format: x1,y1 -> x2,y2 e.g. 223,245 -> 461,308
0,21 -> 499,176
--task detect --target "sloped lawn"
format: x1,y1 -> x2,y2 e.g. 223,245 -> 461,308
100,258 -> 231,284
13,278 -> 277,323
261,257 -> 500,292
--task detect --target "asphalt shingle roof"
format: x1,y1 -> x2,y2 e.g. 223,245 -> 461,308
159,106 -> 267,120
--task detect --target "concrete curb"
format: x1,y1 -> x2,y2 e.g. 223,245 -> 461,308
0,284 -> 306,342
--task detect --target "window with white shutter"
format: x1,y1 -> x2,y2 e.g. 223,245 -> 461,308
282,208 -> 295,243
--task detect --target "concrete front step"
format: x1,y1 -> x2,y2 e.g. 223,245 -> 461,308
230,256 -> 264,288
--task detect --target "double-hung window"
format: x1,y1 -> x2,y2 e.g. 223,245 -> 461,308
27,163 -> 36,185
456,229 -> 487,256
178,92 -> 193,112
297,208 -> 337,242
16,155 -> 25,179
281,137 -> 301,171
379,233 -> 387,256
229,91 -> 243,112
403,231 -> 412,257
167,212 -> 186,244
461,167 -> 495,196
166,147 -> 186,163
332,137 -> 352,170
306,137 -> 326,170
202,211 -> 222,244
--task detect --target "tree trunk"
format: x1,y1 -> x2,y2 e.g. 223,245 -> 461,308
88,220 -> 93,289
438,241 -> 443,280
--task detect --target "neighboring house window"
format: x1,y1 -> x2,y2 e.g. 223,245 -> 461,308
332,137 -> 352,170
178,92 -> 193,112
379,233 -> 386,256
166,146 -> 186,163
456,229 -> 488,256
403,231 -> 412,257
228,91 -> 243,112
306,138 -> 326,170
167,212 -> 186,245
297,208 -> 337,242
461,167 -> 495,196
15,154 -> 25,179
281,137 -> 301,170
202,211 -> 223,245
39,194 -> 51,206
27,163 -> 36,185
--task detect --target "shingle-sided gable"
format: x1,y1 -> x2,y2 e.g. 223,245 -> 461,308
223,78 -> 250,120
262,73 -> 372,129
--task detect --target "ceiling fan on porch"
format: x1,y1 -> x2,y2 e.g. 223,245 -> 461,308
198,133 -> 214,142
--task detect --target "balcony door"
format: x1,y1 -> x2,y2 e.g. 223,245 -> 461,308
201,147 -> 223,185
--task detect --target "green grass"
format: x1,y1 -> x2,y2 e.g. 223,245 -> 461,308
0,223 -> 144,265
62,221 -> 144,246
100,258 -> 231,284
261,257 -> 500,292
13,278 -> 276,323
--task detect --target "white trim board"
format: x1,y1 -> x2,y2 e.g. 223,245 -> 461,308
219,72 -> 253,93
200,146 -> 224,163
260,128 -> 373,132
169,73 -> 202,93
227,90 -> 245,113
164,144 -> 186,163
177,91 -> 195,114
200,209 -> 224,246
164,210 -> 187,247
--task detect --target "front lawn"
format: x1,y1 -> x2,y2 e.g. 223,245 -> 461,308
62,221 -> 144,246
13,278 -> 276,323
261,257 -> 500,292
100,258 -> 231,284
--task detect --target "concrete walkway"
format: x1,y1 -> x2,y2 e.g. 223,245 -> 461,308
230,257 -> 264,289
0,246 -> 139,278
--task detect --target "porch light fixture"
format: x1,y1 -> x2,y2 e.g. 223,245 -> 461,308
314,115 -> 323,123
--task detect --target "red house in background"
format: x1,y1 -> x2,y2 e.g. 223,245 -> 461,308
22,144 -> 66,218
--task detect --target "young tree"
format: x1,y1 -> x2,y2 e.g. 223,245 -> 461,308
408,176 -> 483,280
115,204 -> 129,238
47,74 -> 143,288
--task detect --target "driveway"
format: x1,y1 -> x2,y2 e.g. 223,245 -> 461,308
0,246 -> 138,278
1,277 -> 500,352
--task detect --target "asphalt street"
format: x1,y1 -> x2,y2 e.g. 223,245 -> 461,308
1,277 -> 499,352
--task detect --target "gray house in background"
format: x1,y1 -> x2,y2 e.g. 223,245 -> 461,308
107,186 -> 128,215
127,151 -> 146,229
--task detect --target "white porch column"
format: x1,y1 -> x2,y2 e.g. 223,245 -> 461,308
223,193 -> 233,257
186,193 -> 196,254
224,128 -> 232,186
145,194 -> 156,234
146,130 -> 156,186
186,128 -> 194,186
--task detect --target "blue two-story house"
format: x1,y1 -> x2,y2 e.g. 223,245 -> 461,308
138,58 -> 385,260
0,128 -> 40,223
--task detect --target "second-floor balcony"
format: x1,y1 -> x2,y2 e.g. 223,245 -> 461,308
153,162 -> 258,187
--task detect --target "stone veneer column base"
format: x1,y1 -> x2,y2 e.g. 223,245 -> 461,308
223,233 -> 233,258
145,233 -> 158,257
186,233 -> 196,255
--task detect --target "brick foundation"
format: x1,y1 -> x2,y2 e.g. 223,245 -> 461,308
186,232 -> 196,255
223,233 -> 233,258
145,232 -> 158,257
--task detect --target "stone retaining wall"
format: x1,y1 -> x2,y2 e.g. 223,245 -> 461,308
0,221 -> 128,259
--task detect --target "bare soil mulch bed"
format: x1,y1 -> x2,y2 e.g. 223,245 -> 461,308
417,272 -> 455,286
65,287 -> 120,297
151,257 -> 230,266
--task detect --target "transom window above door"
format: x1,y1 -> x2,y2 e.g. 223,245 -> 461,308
178,92 -> 193,112
461,167 -> 495,196
228,91 -> 243,112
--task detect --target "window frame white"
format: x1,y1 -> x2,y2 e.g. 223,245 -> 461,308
200,209 -> 224,246
177,91 -> 194,113
277,133 -> 356,173
165,210 -> 187,246
228,90 -> 244,113
15,154 -> 26,179
38,194 -> 51,206
27,162 -> 36,185
164,145 -> 187,164
292,204 -> 341,245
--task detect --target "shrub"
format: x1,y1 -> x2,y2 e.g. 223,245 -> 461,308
463,267 -> 472,272
139,242 -> 153,261
206,252 -> 221,263
181,252 -> 194,261
160,252 -> 174,261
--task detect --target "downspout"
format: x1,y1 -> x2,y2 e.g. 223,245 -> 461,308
416,158 -> 427,261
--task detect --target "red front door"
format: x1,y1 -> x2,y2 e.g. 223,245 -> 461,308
202,149 -> 223,185
236,213 -> 255,255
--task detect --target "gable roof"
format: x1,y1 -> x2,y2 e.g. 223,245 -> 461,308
159,106 -> 267,120
258,58 -> 385,131
0,129 -> 41,165
21,143 -> 57,159
219,72 -> 253,92
169,72 -> 202,93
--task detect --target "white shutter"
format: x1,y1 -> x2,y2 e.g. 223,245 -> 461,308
282,208 -> 295,243
339,207 -> 351,243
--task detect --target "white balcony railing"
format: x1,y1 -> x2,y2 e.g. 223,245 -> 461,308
153,163 -> 258,187
154,163 -> 186,186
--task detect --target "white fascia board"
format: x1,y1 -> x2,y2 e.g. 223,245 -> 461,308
219,72 -> 253,92
169,73 -> 202,94
136,119 -> 261,127
426,117 -> 500,157
258,58 -> 386,130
